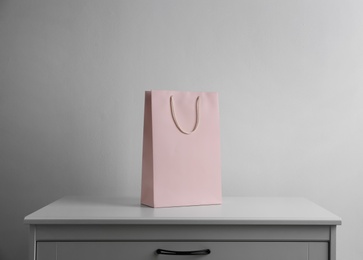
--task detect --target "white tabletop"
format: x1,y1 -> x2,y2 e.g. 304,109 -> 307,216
24,196 -> 341,225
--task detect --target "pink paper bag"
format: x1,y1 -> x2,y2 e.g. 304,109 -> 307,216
141,90 -> 222,208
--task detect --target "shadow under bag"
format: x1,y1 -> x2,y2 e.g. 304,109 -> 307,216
141,90 -> 222,208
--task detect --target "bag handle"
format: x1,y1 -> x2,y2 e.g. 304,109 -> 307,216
170,95 -> 200,135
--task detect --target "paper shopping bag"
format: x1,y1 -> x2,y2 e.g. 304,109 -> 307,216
141,90 -> 222,208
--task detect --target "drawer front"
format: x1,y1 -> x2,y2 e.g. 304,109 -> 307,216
37,241 -> 328,260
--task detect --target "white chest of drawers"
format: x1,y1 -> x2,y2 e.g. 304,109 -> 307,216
24,197 -> 341,260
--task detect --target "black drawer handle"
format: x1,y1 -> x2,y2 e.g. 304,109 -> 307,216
156,248 -> 211,255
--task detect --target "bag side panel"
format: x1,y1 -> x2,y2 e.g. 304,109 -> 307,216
141,91 -> 154,207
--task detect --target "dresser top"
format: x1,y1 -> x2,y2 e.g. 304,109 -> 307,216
24,196 -> 341,225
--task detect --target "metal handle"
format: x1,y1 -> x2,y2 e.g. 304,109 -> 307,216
156,248 -> 211,255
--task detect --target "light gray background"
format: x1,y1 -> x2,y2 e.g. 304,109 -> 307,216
1,0 -> 362,259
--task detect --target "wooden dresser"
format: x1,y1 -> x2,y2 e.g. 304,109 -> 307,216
24,196 -> 341,260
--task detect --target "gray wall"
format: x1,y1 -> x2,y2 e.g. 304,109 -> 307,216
1,0 -> 362,259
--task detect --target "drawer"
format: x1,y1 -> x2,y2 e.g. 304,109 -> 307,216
37,241 -> 328,260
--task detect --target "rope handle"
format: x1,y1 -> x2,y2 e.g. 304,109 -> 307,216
170,95 -> 200,135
